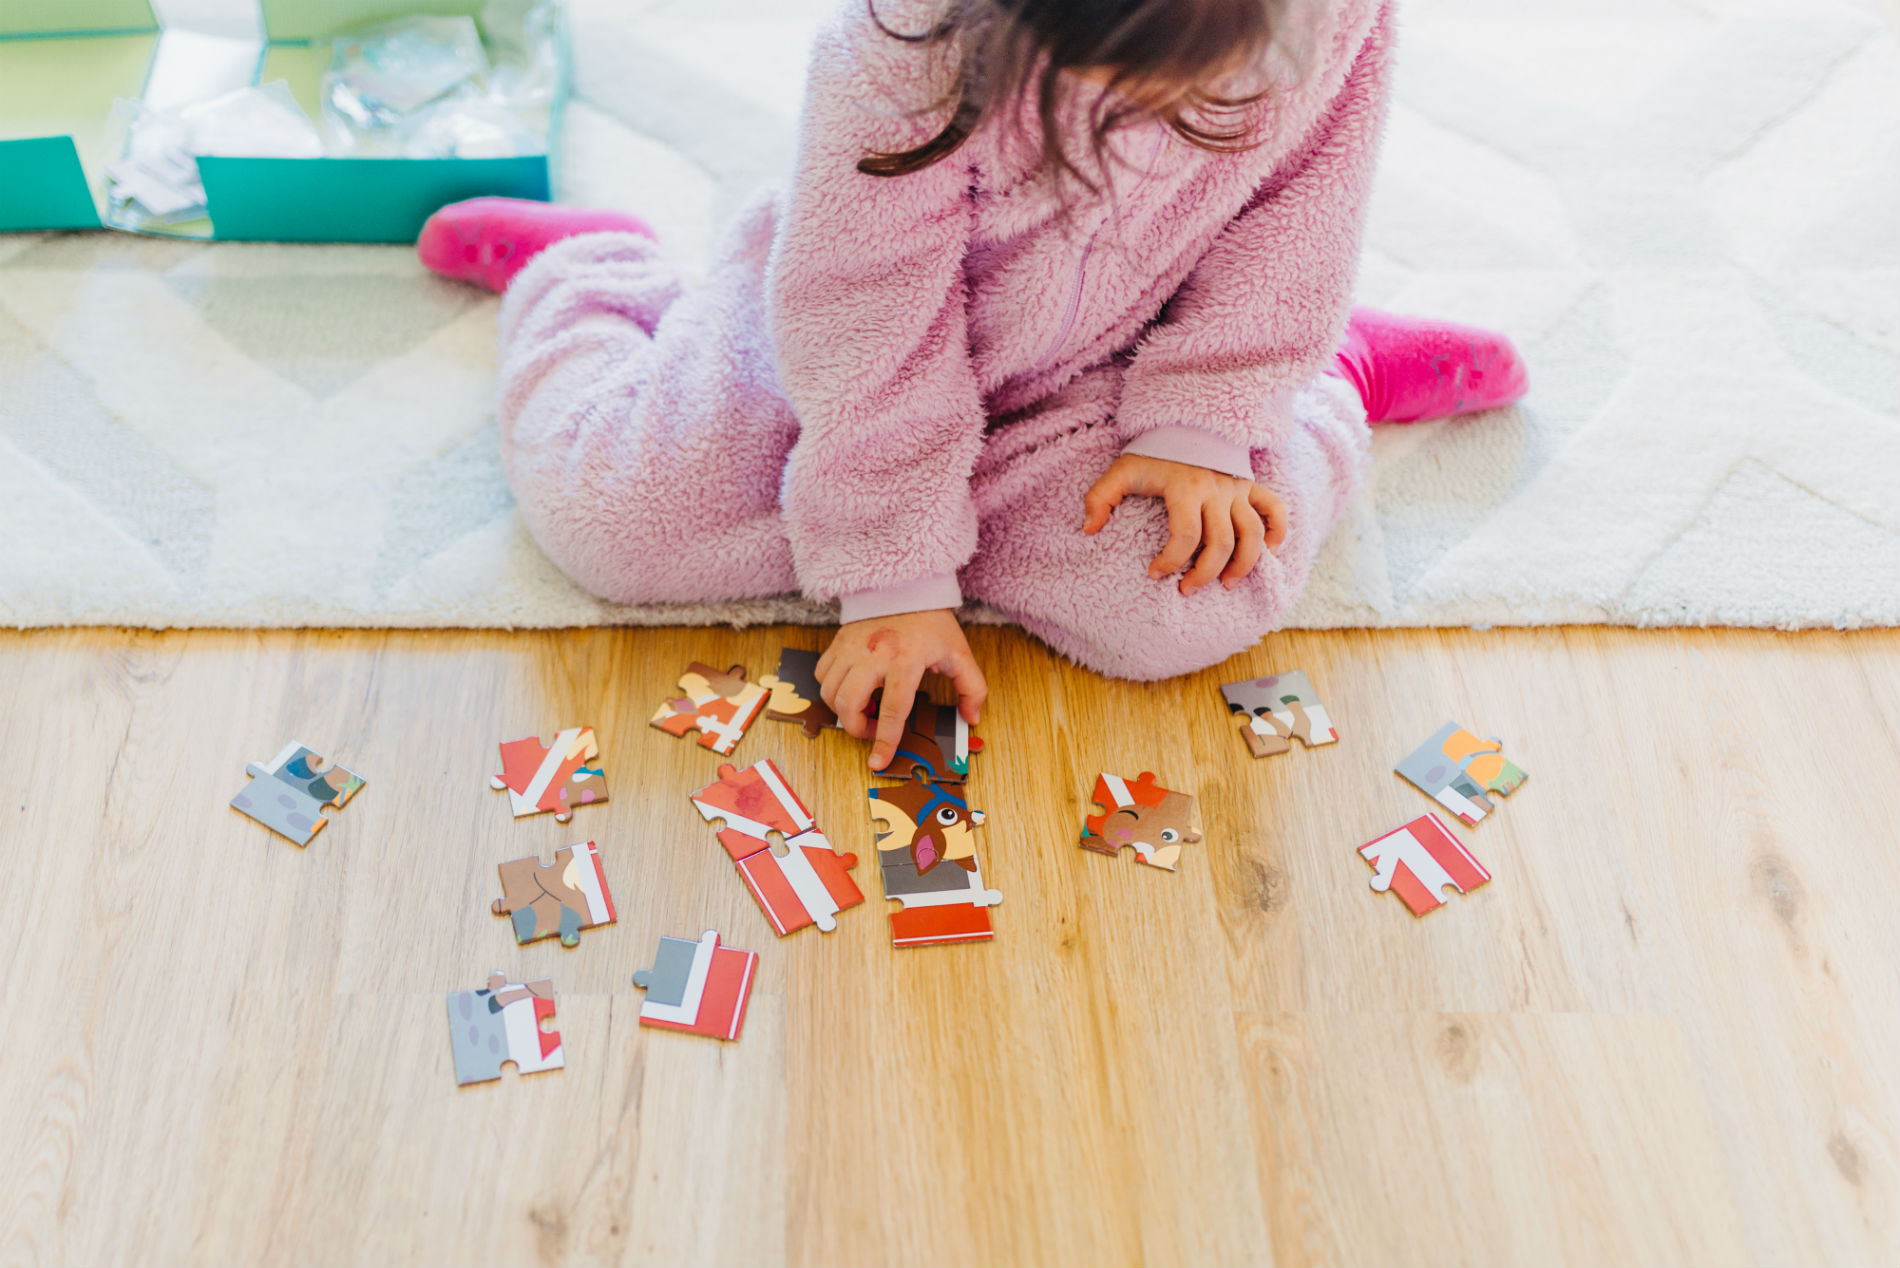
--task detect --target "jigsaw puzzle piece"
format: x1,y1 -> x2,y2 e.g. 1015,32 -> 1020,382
877,700 -> 983,784
867,769 -> 986,874
446,973 -> 563,1085
491,841 -> 617,947
649,662 -> 768,755
489,726 -> 608,822
631,931 -> 757,1041
869,783 -> 1002,947
1395,722 -> 1528,825
1080,772 -> 1202,871
230,740 -> 365,846
1220,670 -> 1338,759
1359,813 -> 1490,916
760,647 -> 838,738
691,760 -> 863,936
691,760 -> 816,860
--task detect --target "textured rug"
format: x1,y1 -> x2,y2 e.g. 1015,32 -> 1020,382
2,0 -> 1896,630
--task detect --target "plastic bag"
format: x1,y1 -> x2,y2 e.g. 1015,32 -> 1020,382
106,81 -> 323,229
322,15 -> 489,137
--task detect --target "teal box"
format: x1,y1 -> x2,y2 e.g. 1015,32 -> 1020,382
0,0 -> 563,242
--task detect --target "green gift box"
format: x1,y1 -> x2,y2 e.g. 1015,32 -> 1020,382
0,0 -> 563,241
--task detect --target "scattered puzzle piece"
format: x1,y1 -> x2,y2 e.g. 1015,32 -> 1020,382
877,699 -> 983,784
650,662 -> 768,755
490,726 -> 608,822
1395,721 -> 1528,825
1359,813 -> 1490,916
446,972 -> 564,1085
690,760 -> 865,936
631,931 -> 757,1041
869,774 -> 1001,947
1080,771 -> 1202,872
760,647 -> 838,738
1220,670 -> 1338,759
230,740 -> 364,846
491,841 -> 617,948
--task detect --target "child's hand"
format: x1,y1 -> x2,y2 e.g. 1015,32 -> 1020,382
1082,453 -> 1287,595
818,609 -> 987,772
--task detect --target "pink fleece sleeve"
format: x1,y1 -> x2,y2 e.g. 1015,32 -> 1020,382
766,4 -> 985,610
1116,3 -> 1393,463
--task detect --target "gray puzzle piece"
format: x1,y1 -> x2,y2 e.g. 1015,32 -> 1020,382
879,848 -> 978,899
446,987 -> 510,1086
632,934 -> 700,1005
230,740 -> 364,846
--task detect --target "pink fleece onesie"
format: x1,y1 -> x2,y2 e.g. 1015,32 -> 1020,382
495,0 -> 1391,680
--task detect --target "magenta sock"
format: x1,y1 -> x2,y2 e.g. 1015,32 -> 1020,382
1331,306 -> 1529,424
417,197 -> 657,292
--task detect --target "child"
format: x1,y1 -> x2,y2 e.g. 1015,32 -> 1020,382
418,0 -> 1526,771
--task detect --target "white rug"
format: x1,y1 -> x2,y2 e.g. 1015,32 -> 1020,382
2,0 -> 1896,631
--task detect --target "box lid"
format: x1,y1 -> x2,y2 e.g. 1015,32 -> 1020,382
0,1 -> 158,38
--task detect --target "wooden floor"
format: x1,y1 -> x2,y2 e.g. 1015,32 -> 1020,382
1,623 -> 1896,1267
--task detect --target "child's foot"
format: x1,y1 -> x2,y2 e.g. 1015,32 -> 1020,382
417,197 -> 656,292
1332,307 -> 1529,423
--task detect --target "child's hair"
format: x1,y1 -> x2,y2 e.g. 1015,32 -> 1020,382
858,0 -> 1288,188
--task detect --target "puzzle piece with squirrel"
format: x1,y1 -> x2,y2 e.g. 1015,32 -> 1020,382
1080,771 -> 1203,872
1219,670 -> 1338,759
230,740 -> 365,846
869,772 -> 1001,947
1359,813 -> 1491,916
631,931 -> 758,1041
649,662 -> 768,755
877,699 -> 983,784
760,647 -> 838,738
489,726 -> 608,822
1395,721 -> 1528,825
446,973 -> 564,1085
690,760 -> 864,936
491,841 -> 617,947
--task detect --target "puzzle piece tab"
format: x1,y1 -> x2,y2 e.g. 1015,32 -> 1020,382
1220,670 -> 1338,759
492,841 -> 617,948
446,973 -> 564,1085
760,647 -> 838,738
1395,721 -> 1528,826
869,773 -> 1001,947
690,760 -> 864,936
1080,771 -> 1202,872
650,662 -> 767,755
489,726 -> 608,822
230,740 -> 364,846
631,931 -> 757,1041
877,699 -> 983,784
1359,813 -> 1490,916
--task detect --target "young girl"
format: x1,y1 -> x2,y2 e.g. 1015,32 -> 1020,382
417,0 -> 1526,771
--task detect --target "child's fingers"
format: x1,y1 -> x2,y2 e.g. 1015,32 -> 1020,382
1149,494 -> 1202,578
1081,468 -> 1130,535
869,666 -> 922,770
1222,500 -> 1265,586
1181,501 -> 1233,594
945,647 -> 987,724
1249,484 -> 1288,552
832,664 -> 883,741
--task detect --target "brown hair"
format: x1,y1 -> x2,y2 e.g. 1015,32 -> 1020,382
857,0 -> 1288,189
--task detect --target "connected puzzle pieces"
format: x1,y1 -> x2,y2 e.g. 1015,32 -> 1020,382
491,841 -> 617,948
1080,771 -> 1202,872
446,972 -> 564,1085
1396,721 -> 1528,826
879,699 -> 983,784
650,662 -> 768,755
760,647 -> 837,738
230,740 -> 365,846
1359,813 -> 1490,916
631,931 -> 757,1041
490,726 -> 608,823
1220,670 -> 1338,759
869,772 -> 1001,947
690,760 -> 864,936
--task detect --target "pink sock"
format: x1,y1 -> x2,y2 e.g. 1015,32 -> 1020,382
416,197 -> 657,292
1331,306 -> 1529,424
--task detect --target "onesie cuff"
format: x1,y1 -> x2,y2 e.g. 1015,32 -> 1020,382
837,573 -> 963,625
1120,425 -> 1254,480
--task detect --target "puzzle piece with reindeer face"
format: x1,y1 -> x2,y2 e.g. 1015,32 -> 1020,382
491,841 -> 617,948
868,771 -> 1000,947
631,930 -> 757,1041
489,726 -> 608,822
446,973 -> 564,1086
1359,813 -> 1490,916
690,760 -> 864,937
760,647 -> 837,738
1080,771 -> 1202,872
650,662 -> 768,755
1219,670 -> 1338,759
230,740 -> 365,846
1395,721 -> 1528,826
